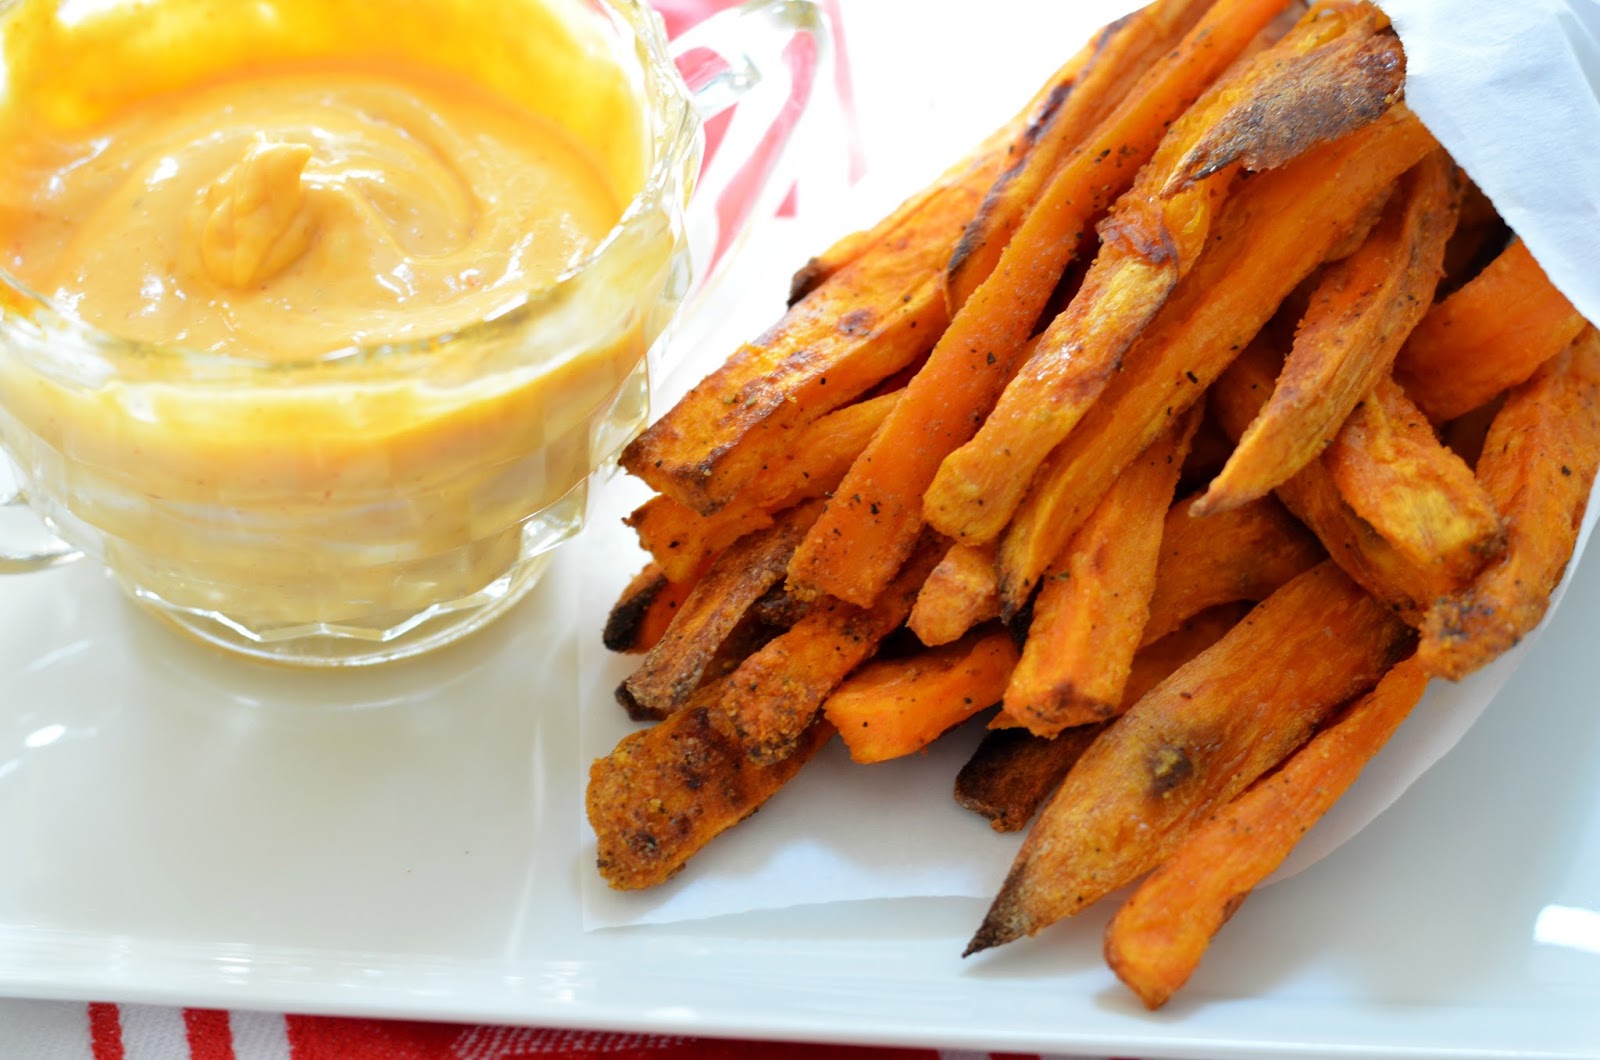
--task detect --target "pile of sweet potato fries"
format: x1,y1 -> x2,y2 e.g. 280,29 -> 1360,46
587,0 -> 1598,1008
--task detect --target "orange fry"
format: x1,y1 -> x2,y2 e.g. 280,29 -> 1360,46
625,31 -> 1116,516
789,5 -> 1121,304
603,563 -> 703,655
1163,5 -> 1403,191
622,250 -> 943,516
954,723 -> 1107,834
908,540 -> 1001,647
787,0 -> 1292,608
626,502 -> 769,589
714,536 -> 944,764
1105,656 -> 1429,1009
991,599 -> 1250,731
1005,403 -> 1200,736
931,2 -> 1403,545
623,503 -> 820,717
1421,327 -> 1600,679
996,108 -> 1436,612
1195,149 -> 1459,514
1323,376 -> 1506,585
639,282 -> 944,517
1211,340 -> 1461,619
749,583 -> 811,630
627,390 -> 900,582
944,0 -> 1216,312
1142,494 -> 1323,646
1396,239 -> 1589,423
826,629 -> 1019,764
588,707 -> 834,890
1122,601 -> 1254,704
965,562 -> 1412,955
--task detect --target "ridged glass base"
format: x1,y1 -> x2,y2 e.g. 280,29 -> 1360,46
117,476 -> 591,668
132,547 -> 558,668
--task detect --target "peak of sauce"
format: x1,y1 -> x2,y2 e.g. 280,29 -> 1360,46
1,62 -> 626,360
196,139 -> 318,290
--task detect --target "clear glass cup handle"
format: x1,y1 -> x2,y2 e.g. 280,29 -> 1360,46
0,451 -> 81,574
668,0 -> 830,285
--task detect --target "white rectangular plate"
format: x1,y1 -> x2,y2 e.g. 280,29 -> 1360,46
0,4 -> 1595,1056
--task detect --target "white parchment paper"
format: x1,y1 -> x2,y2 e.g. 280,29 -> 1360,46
580,0 -> 1600,928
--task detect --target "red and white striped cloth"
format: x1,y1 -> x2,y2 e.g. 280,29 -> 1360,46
1,1001 -> 1124,1060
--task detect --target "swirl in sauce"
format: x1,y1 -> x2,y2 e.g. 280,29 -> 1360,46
3,64 -> 623,360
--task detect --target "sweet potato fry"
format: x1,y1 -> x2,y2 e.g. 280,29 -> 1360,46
1142,494 -> 1323,646
714,535 -> 944,764
749,583 -> 811,630
965,562 -> 1411,954
930,3 -> 1404,545
625,35 -> 1114,516
632,275 -> 943,517
588,706 -> 835,890
603,563 -> 703,654
787,0 -> 1292,608
1211,340 -> 1461,618
1104,655 -> 1429,1008
621,217 -> 937,517
992,599 -> 1251,731
1281,474 -> 1453,622
1395,239 -> 1588,424
782,182 -> 983,313
790,15 -> 1116,304
1005,404 -> 1200,736
954,723 -> 1107,834
927,179 -> 1229,545
825,629 -> 1019,764
1323,376 -> 1506,584
995,108 -> 1435,612
619,594 -> 793,725
1163,7 -> 1404,191
1420,327 -> 1600,679
944,0 -> 1216,312
785,232 -> 878,309
623,503 -> 821,716
1194,149 -> 1459,514
626,501 -> 770,588
965,602 -> 1249,832
617,667 -> 742,725
1123,601 -> 1256,702
908,541 -> 1000,646
626,390 -> 900,582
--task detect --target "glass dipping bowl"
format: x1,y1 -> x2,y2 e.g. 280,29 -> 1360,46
0,0 -> 825,666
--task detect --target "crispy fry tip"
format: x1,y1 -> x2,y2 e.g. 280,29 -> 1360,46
615,680 -> 665,723
964,864 -> 1039,956
964,913 -> 1026,958
1183,486 -> 1235,519
962,921 -> 1009,959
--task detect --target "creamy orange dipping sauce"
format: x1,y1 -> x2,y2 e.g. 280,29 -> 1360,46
4,63 -> 624,360
0,0 -> 648,361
